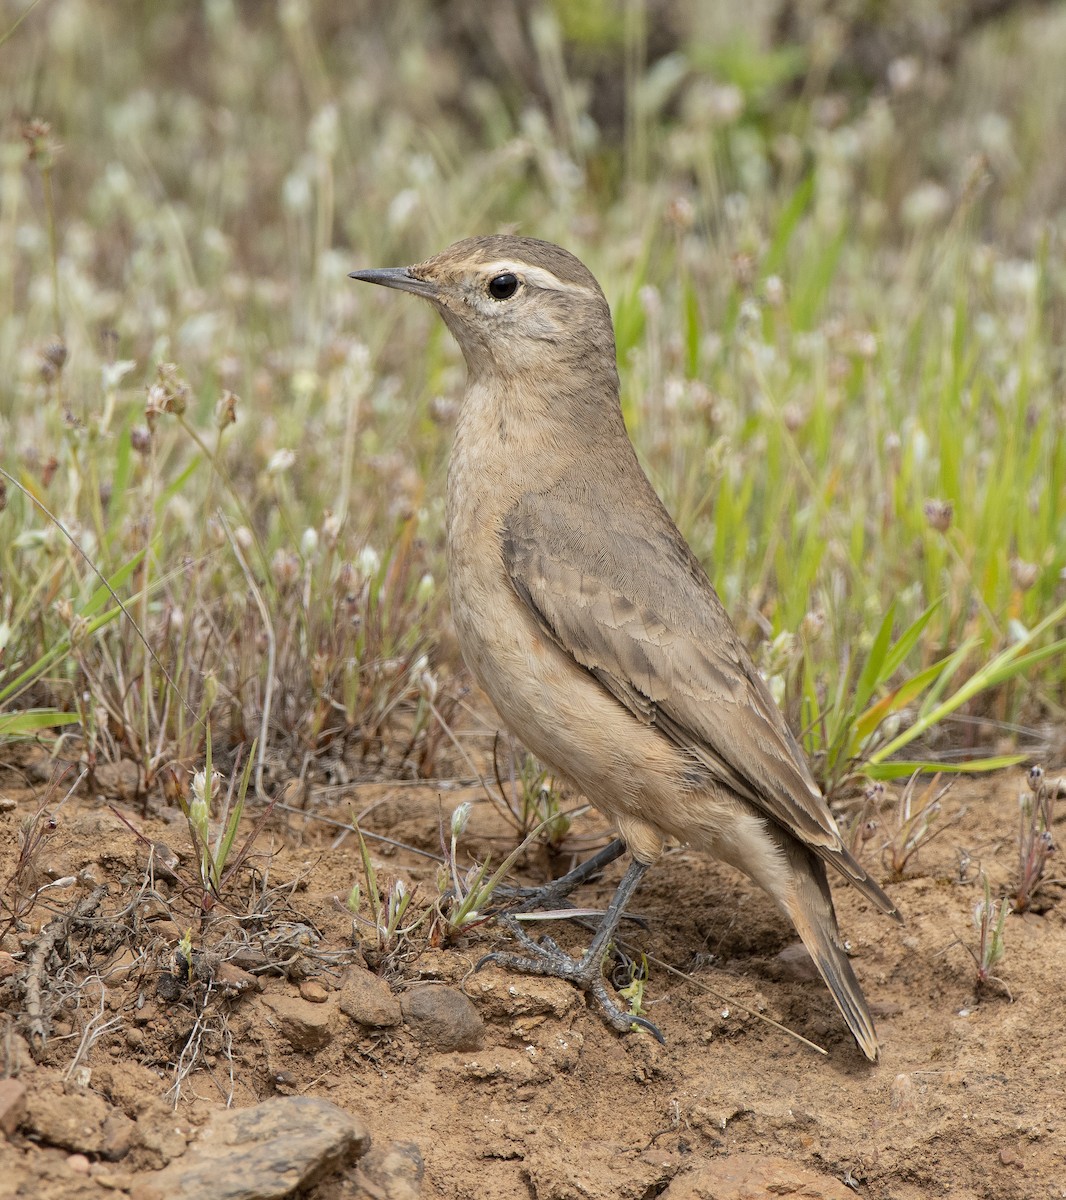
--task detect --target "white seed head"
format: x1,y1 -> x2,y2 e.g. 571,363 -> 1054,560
356,545 -> 381,579
267,448 -> 296,474
450,801 -> 472,839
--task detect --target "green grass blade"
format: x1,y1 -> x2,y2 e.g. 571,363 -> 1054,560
879,600 -> 943,682
866,754 -> 1026,781
853,600 -> 897,714
0,709 -> 81,736
80,549 -> 146,618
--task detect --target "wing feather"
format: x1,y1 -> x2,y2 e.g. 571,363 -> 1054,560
502,492 -> 898,916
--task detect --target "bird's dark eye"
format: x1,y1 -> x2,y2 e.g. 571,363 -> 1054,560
488,273 -> 519,300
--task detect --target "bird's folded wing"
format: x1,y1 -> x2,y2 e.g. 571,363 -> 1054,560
502,494 -> 897,915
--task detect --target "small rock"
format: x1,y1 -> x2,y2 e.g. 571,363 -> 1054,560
91,1165 -> 136,1190
263,993 -> 334,1052
0,951 -> 19,979
214,962 -> 261,997
661,1153 -> 855,1199
67,1153 -> 91,1175
148,920 -> 182,943
128,1096 -> 370,1200
466,967 -> 580,1020
339,968 -> 402,1028
140,897 -> 175,923
150,843 -> 181,880
26,753 -> 57,783
101,1110 -> 136,1161
22,1085 -> 112,1154
357,1140 -> 424,1200
105,947 -> 143,983
625,1028 -> 665,1082
136,1119 -> 189,1167
401,986 -> 484,1052
891,1072 -> 916,1112
24,753 -> 54,782
93,1062 -> 172,1122
95,759 -> 141,800
271,1070 -> 299,1095
157,972 -> 184,1002
0,1078 -> 27,1135
772,942 -> 820,982
299,979 -> 328,1004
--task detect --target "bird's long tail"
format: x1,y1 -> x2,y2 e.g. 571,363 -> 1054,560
780,841 -> 880,1062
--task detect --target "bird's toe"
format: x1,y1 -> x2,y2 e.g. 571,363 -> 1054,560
477,916 -> 659,1040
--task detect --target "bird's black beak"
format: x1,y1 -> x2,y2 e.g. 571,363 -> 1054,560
348,267 -> 439,299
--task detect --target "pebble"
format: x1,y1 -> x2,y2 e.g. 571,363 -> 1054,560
22,1085 -> 111,1154
773,942 -> 820,982
128,1096 -> 370,1200
263,993 -> 334,1052
401,985 -> 485,1052
339,967 -> 402,1028
358,1140 -> 424,1200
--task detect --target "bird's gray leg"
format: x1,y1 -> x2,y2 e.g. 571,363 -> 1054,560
478,857 -> 663,1041
504,837 -> 628,913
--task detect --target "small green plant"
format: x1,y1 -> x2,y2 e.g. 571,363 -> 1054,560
176,728 -> 260,901
970,873 -> 1010,996
842,782 -> 885,860
175,928 -> 195,980
799,599 -> 944,793
797,597 -> 1056,795
347,826 -> 426,962
434,801 -> 564,939
880,772 -> 964,879
0,478 -> 148,742
862,598 -> 1066,778
1012,766 -> 1059,914
492,735 -> 572,850
615,951 -> 652,1027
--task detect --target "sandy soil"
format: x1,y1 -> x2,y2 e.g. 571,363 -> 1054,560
1,731 -> 1064,1199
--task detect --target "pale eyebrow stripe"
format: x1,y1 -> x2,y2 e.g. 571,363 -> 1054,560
480,261 -> 597,297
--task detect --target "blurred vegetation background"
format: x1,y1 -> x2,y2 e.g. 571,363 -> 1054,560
1,0 -> 1065,793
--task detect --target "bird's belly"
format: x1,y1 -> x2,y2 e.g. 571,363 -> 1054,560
449,565 -> 740,862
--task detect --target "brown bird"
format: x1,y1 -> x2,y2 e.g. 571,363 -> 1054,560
351,236 -> 900,1060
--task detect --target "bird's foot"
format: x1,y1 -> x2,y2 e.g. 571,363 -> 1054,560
493,880 -> 580,915
495,837 -> 628,916
476,915 -> 664,1042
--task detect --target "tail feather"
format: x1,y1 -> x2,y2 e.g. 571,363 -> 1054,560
782,843 -> 880,1062
823,839 -> 902,922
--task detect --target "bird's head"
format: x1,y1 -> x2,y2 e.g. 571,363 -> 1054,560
350,236 -> 617,384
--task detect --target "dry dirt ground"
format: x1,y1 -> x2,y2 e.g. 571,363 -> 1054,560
0,728 -> 1064,1200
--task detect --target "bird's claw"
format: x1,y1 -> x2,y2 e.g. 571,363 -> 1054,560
506,886 -> 580,915
475,917 -> 663,1042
